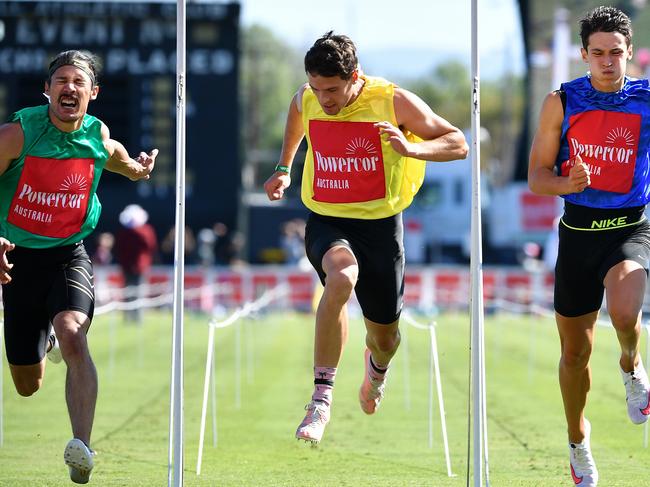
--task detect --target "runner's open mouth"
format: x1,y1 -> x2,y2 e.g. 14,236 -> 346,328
60,97 -> 78,108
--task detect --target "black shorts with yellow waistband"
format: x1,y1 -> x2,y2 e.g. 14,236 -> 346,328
554,201 -> 650,317
304,211 -> 405,325
1,242 -> 95,365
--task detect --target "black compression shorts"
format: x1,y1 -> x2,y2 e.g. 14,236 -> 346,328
2,243 -> 95,365
554,202 -> 650,317
305,212 -> 405,324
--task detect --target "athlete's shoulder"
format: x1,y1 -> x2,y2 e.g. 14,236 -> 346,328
6,105 -> 48,149
362,75 -> 394,90
82,112 -> 105,130
8,104 -> 48,124
359,76 -> 396,105
294,83 -> 309,112
534,91 -> 564,133
0,121 -> 25,140
623,76 -> 650,94
542,89 -> 565,109
0,121 -> 24,172
559,75 -> 590,94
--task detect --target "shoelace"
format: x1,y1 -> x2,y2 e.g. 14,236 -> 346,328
303,402 -> 329,424
626,373 -> 649,404
366,375 -> 386,401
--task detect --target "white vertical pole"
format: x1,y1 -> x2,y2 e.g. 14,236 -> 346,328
429,324 -> 453,477
552,8 -> 571,91
470,0 -> 488,485
196,326 -> 216,475
211,338 -> 218,447
168,0 -> 186,484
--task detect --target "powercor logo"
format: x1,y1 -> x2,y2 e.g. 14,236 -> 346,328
16,173 -> 88,209
565,110 -> 641,194
8,156 -> 94,238
309,120 -> 386,204
315,137 -> 380,174
569,126 -> 635,165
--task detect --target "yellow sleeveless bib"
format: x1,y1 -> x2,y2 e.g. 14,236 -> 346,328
300,76 -> 425,219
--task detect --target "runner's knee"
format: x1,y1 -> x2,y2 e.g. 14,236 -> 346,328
608,306 -> 641,333
372,329 -> 400,353
323,267 -> 357,300
561,345 -> 592,370
12,375 -> 42,397
55,320 -> 89,360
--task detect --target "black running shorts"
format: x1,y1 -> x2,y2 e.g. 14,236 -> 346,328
554,202 -> 650,317
2,243 -> 95,365
305,212 -> 405,324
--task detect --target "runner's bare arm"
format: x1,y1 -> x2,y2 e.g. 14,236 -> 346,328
0,123 -> 23,282
528,91 -> 590,195
384,88 -> 468,162
0,122 -> 24,178
263,92 -> 305,201
0,237 -> 15,284
101,124 -> 157,181
278,90 -> 306,166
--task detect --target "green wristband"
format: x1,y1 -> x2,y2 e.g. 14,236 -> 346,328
275,164 -> 290,174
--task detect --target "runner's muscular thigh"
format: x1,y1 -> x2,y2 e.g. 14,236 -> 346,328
604,260 -> 646,324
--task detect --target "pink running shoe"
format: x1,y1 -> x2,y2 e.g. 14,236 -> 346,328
359,349 -> 388,415
621,361 -> 650,425
295,401 -> 330,444
568,419 -> 598,486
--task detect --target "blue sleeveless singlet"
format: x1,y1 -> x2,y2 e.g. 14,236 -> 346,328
556,75 -> 650,208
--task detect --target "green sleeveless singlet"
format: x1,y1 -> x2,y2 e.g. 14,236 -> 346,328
0,105 -> 109,248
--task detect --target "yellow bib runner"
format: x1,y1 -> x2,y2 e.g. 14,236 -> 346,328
300,76 -> 425,219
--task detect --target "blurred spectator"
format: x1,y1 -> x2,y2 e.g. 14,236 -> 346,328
212,222 -> 233,265
520,241 -> 544,273
115,204 -> 158,324
226,230 -> 247,268
91,232 -> 114,266
160,225 -> 197,265
194,221 -> 243,267
280,218 -> 307,265
197,227 -> 216,266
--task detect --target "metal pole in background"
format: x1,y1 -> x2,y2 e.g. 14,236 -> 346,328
469,0 -> 489,484
168,0 -> 186,484
552,8 -> 571,91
